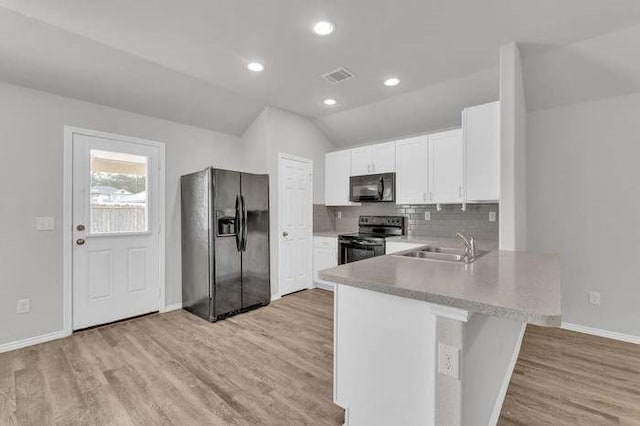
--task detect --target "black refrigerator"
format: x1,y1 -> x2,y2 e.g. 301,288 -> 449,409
181,167 -> 270,322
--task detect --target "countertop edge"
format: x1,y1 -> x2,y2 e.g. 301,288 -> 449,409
319,271 -> 562,327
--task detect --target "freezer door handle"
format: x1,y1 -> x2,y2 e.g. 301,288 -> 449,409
235,194 -> 242,252
240,195 -> 248,252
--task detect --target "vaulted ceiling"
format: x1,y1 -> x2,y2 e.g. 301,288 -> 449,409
1,0 -> 640,139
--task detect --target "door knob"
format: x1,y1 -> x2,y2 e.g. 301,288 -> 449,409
76,238 -> 86,246
282,231 -> 289,237
76,224 -> 85,231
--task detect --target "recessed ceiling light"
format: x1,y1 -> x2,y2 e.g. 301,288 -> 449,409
323,98 -> 337,106
384,77 -> 400,87
313,21 -> 335,36
247,62 -> 264,72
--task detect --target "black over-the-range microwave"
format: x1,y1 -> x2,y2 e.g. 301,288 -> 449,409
349,173 -> 395,203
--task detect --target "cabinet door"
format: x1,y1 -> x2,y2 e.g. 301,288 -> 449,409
429,129 -> 464,204
313,246 -> 338,282
464,102 -> 499,201
325,150 -> 353,206
395,136 -> 429,204
371,141 -> 396,174
351,146 -> 372,176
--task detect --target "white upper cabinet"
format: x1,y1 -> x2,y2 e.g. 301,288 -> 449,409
325,150 -> 355,206
429,129 -> 464,204
370,141 -> 396,174
464,101 -> 499,201
350,141 -> 396,175
395,136 -> 429,204
350,146 -> 372,176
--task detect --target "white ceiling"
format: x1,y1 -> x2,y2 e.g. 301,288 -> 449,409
1,0 -> 640,136
524,23 -> 640,112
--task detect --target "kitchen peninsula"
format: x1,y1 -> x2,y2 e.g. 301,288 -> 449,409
320,246 -> 561,426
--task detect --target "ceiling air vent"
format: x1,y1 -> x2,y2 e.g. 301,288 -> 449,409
322,67 -> 356,84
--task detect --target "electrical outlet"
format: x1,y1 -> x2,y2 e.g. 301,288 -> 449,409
438,344 -> 460,379
17,298 -> 30,314
424,211 -> 431,221
35,217 -> 55,231
589,291 -> 601,305
337,211 -> 342,219
489,211 -> 496,222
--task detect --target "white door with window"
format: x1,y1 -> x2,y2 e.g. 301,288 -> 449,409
72,132 -> 162,330
279,154 -> 313,296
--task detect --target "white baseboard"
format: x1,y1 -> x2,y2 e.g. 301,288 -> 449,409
315,281 -> 335,292
489,323 -> 527,426
161,302 -> 183,313
0,330 -> 66,354
562,322 -> 640,345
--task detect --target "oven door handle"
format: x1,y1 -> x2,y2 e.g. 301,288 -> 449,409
378,176 -> 384,200
340,241 -> 383,248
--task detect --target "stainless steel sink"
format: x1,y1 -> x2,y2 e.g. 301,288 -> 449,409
395,246 -> 489,263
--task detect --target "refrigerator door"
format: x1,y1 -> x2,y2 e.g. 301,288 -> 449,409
213,169 -> 243,318
241,173 -> 271,309
180,168 -> 213,321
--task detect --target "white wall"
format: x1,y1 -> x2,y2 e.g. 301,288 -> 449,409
241,106 -> 335,297
499,43 -> 527,251
527,91 -> 640,337
0,81 -> 243,346
462,315 -> 523,426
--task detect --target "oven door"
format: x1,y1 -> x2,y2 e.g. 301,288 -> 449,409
350,173 -> 395,202
338,239 -> 385,264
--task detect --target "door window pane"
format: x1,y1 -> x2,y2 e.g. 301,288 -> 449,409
90,149 -> 148,234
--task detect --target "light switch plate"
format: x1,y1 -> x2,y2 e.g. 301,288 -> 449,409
424,211 -> 431,221
488,212 -> 496,222
17,298 -> 30,314
438,344 -> 460,379
337,211 -> 342,219
35,217 -> 55,231
589,291 -> 601,305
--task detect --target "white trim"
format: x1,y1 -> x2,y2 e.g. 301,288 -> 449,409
0,331 -> 66,354
161,303 -> 182,313
277,152 -> 314,297
428,304 -> 470,322
489,323 -> 526,426
63,126 -> 167,335
315,281 -> 335,292
562,322 -> 640,345
270,293 -> 282,302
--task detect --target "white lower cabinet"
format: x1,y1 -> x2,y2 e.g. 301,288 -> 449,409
313,236 -> 338,291
385,241 -> 426,255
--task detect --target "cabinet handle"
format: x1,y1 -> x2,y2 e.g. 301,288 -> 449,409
459,185 -> 463,198
423,191 -> 427,201
372,163 -> 375,173
429,191 -> 433,201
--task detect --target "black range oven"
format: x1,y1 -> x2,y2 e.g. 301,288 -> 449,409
338,216 -> 405,265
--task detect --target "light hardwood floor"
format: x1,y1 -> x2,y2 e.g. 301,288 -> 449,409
0,289 -> 344,425
3,290 -> 640,425
499,324 -> 640,425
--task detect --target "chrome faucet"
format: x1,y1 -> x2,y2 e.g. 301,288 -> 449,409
456,232 -> 478,260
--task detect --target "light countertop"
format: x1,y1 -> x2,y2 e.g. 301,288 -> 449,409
319,245 -> 561,326
313,231 -> 341,238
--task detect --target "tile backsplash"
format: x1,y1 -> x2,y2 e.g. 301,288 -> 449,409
313,203 -> 499,241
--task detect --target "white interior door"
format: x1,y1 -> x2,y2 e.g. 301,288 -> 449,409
72,133 -> 161,330
279,155 -> 313,296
